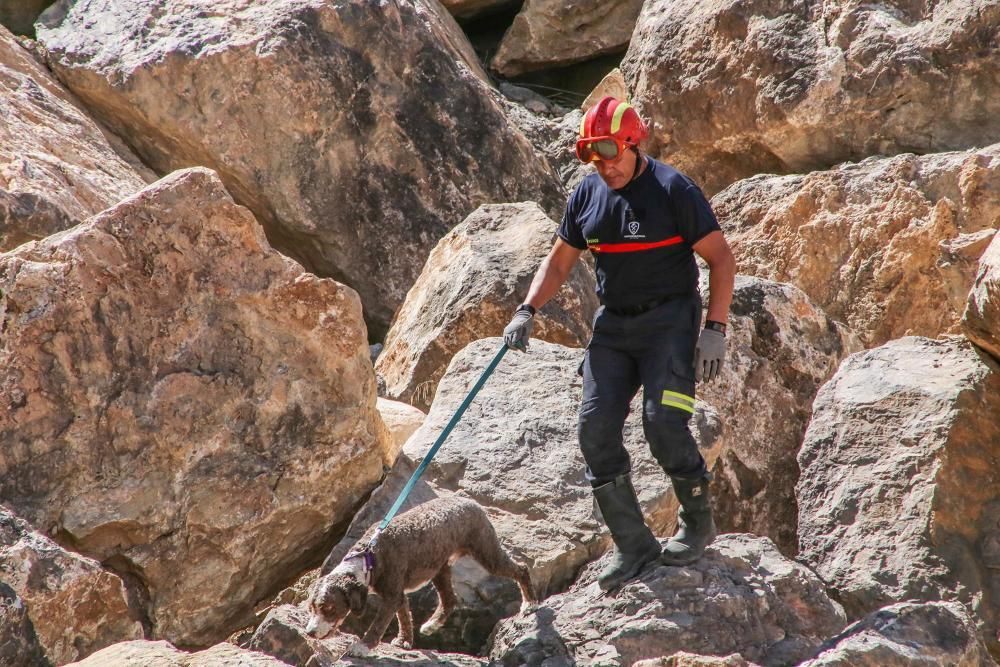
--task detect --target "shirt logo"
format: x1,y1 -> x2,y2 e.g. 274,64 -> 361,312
628,221 -> 640,236
624,208 -> 645,239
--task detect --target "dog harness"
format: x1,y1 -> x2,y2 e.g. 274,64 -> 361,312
333,548 -> 376,587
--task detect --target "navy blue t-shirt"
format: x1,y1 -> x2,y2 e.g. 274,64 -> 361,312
558,157 -> 720,309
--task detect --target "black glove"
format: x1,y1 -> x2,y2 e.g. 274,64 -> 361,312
694,326 -> 726,382
503,305 -> 535,352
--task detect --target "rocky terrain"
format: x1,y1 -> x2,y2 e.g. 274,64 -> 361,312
1,0 -> 997,666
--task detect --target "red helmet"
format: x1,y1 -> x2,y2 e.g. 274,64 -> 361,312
576,96 -> 648,162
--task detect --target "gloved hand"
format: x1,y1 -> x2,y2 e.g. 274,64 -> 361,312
694,328 -> 726,381
503,305 -> 535,352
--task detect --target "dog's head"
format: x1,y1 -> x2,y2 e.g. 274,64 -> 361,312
304,572 -> 368,639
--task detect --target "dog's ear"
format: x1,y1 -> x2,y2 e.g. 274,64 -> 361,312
346,579 -> 367,613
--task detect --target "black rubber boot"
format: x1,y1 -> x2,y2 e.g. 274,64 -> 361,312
661,474 -> 716,566
592,474 -> 662,591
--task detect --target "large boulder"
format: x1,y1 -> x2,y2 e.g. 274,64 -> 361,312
964,233 -> 1000,361
0,25 -> 150,252
65,640 -> 289,666
0,507 -> 142,664
801,601 -> 994,667
376,202 -> 598,410
0,167 -> 391,646
489,534 -> 847,666
0,583 -> 49,667
797,337 -> 1000,657
714,146 -> 1000,347
491,0 -> 644,77
697,276 -> 860,556
503,105 -> 592,191
35,0 -> 566,335
622,0 -> 1000,195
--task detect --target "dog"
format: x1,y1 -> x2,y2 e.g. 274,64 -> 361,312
304,495 -> 536,654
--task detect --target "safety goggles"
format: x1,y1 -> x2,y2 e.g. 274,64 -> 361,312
575,136 -> 631,163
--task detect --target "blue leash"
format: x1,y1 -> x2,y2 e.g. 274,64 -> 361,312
368,343 -> 509,547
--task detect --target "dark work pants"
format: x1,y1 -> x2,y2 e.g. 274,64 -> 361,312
578,295 -> 707,485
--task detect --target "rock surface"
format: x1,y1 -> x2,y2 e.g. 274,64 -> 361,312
376,202 -> 598,410
35,0 -> 565,334
623,0 -> 1000,194
0,507 -> 142,664
492,0 -> 643,77
0,1 -> 54,35
441,0 -> 514,21
0,582 -> 49,667
0,25 -> 150,252
697,276 -> 860,556
715,146 -> 1000,347
0,168 -> 390,646
801,601 -> 994,667
797,337 -> 1000,657
964,232 -> 1000,361
635,654 -> 758,667
504,105 -> 592,191
489,534 -> 847,666
65,639 -> 289,666
378,398 -> 427,451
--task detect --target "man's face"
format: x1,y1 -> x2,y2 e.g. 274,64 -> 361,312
594,147 -> 637,190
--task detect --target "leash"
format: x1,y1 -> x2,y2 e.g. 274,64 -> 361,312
365,342 -> 509,550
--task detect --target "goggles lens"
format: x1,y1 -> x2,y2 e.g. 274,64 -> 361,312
576,137 -> 626,163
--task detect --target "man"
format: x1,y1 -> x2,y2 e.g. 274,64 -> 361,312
503,96 -> 735,592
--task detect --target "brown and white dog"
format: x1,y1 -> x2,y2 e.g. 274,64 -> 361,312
304,495 -> 536,654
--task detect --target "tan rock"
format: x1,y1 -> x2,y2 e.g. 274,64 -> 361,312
800,601 -> 993,667
698,276 -> 860,557
623,0 -> 1000,194
492,0 -> 643,77
35,0 -> 565,335
489,534 -> 847,666
964,233 -> 1000,361
581,67 -> 629,112
0,1 -> 52,36
634,653 -> 757,667
714,146 -> 1000,347
797,337 -> 1000,657
0,507 -> 142,664
376,202 -> 597,410
0,25 -> 150,252
0,168 -> 389,646
377,398 -> 426,451
65,639 -> 289,666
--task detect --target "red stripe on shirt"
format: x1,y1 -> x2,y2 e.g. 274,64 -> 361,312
588,236 -> 684,253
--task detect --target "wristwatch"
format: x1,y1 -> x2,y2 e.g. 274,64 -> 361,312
704,319 -> 726,335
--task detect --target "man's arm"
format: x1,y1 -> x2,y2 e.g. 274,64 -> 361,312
692,230 -> 736,324
523,238 -> 585,310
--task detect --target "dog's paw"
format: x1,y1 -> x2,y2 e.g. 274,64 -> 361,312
419,619 -> 443,635
390,637 -> 412,649
346,640 -> 370,658
519,601 -> 539,615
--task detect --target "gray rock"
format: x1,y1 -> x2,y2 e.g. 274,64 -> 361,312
488,534 -> 847,666
714,146 -> 1000,347
797,336 -> 1000,658
376,202 -> 598,411
64,640 -> 292,666
0,168 -> 390,646
801,601 -> 995,667
504,105 -> 593,192
964,232 -> 1000,362
697,276 -> 860,556
623,0 -> 1000,195
492,0 -> 644,77
0,507 -> 142,664
35,0 -> 566,335
0,582 -> 49,667
0,0 -> 54,35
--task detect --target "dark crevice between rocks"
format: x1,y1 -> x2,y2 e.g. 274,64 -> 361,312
100,554 -> 155,639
